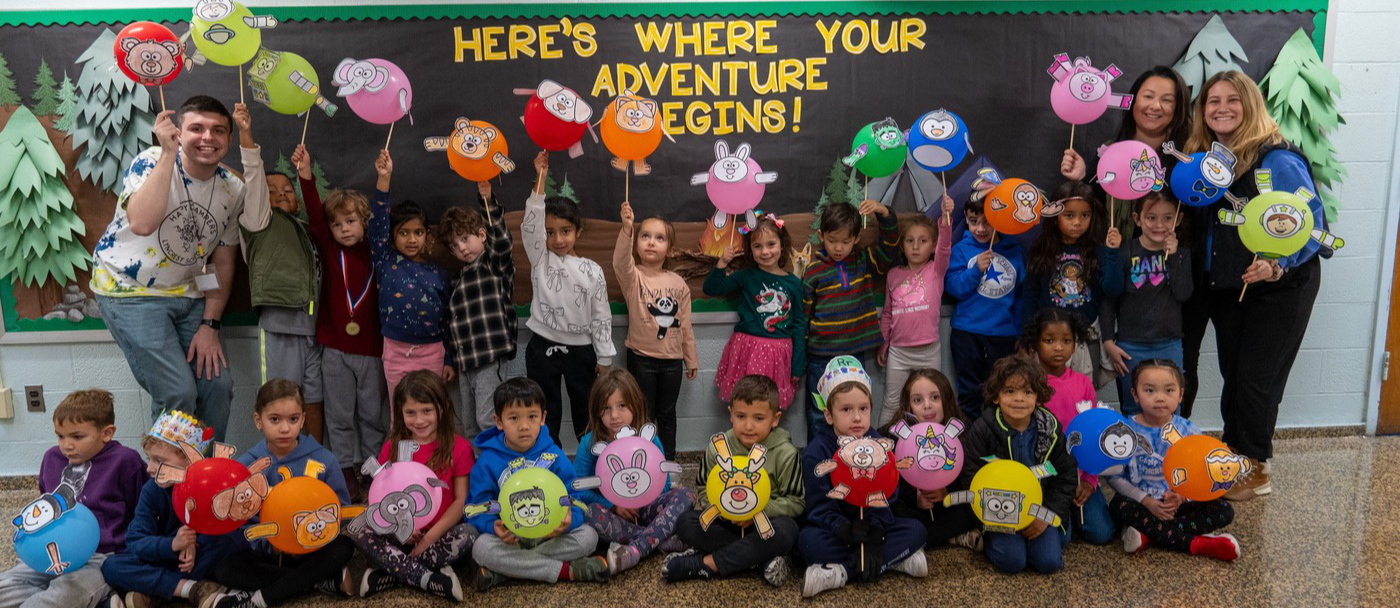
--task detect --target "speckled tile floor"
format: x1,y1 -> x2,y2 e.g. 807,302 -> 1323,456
1,434 -> 1395,608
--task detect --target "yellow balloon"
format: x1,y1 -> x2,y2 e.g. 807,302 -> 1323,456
704,455 -> 770,523
968,459 -> 1043,531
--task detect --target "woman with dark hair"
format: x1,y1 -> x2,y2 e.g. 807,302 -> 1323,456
1185,70 -> 1331,501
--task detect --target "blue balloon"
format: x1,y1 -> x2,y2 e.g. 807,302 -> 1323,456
13,501 -> 100,576
1065,407 -> 1144,475
907,109 -> 972,172
1166,141 -> 1237,207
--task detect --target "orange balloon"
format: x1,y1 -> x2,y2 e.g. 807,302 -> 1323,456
248,477 -> 345,555
1162,435 -> 1253,501
984,178 -> 1046,236
599,92 -> 663,162
434,118 -> 514,183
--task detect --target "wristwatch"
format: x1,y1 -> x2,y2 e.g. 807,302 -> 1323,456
200,318 -> 222,330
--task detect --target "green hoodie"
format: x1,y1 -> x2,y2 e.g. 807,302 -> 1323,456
693,427 -> 804,520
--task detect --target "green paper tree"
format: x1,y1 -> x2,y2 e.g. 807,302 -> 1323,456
557,175 -> 579,204
810,158 -> 853,243
1173,14 -> 1249,100
1260,28 -> 1347,222
542,171 -> 560,198
31,59 -> 59,116
310,161 -> 331,200
0,52 -> 20,106
70,29 -> 155,193
273,152 -> 294,179
53,72 -> 77,134
0,106 -> 88,287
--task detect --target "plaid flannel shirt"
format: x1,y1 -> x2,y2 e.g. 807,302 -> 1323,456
447,196 -> 517,370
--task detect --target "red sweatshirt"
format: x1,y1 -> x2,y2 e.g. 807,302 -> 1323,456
303,177 -> 382,357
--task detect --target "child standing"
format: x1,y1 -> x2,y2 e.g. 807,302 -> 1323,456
101,411 -> 244,608
960,357 -> 1077,574
803,199 -> 899,439
0,390 -> 147,608
704,213 -> 805,410
615,201 -> 697,458
945,195 -> 1026,421
212,379 -> 354,607
800,357 -> 927,598
878,196 -> 955,424
1020,309 -> 1115,545
441,180 -> 516,439
301,145 -> 387,494
523,152 -> 615,445
347,370 -> 474,601
877,370 -> 981,550
573,369 -> 695,574
668,375 -> 804,586
1101,191 -> 1193,415
1107,361 -> 1239,560
370,150 -> 453,398
469,378 -> 606,591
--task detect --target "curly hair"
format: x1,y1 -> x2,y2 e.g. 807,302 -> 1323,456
983,355 -> 1054,408
1017,308 -> 1092,354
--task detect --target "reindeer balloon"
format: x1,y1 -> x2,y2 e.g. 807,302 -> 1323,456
699,433 -> 775,539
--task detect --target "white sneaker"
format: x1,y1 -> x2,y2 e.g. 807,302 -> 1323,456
890,550 -> 928,578
761,555 -> 789,587
950,529 -> 983,551
1121,526 -> 1149,553
802,564 -> 847,598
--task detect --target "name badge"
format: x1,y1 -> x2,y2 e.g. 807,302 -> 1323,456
194,273 -> 221,292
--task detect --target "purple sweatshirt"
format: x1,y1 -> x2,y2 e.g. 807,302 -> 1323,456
39,441 -> 149,554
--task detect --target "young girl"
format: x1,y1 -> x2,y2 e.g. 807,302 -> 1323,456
1106,360 -> 1239,560
213,379 -> 354,607
1019,309 -> 1114,546
572,369 -> 696,574
878,369 -> 981,550
523,152 -> 615,446
959,356 -> 1077,574
1100,191 -> 1193,415
370,150 -> 452,399
346,370 -> 475,601
703,213 -> 805,410
878,196 -> 955,424
1024,181 -> 1124,380
615,201 -> 697,459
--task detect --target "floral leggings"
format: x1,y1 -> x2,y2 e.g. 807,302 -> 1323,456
586,488 -> 695,562
347,522 -> 479,587
1109,495 -> 1234,552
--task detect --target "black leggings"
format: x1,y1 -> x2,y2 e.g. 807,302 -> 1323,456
1108,495 -> 1233,553
215,537 -> 354,605
627,349 -> 683,459
526,335 -> 599,445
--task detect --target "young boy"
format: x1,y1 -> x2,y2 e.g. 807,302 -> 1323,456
800,358 -> 927,598
666,375 -> 803,586
803,198 -> 899,439
468,378 -> 605,591
235,106 -> 324,443
102,411 -> 247,608
440,180 -> 516,440
944,191 -> 1026,421
301,143 -> 387,497
959,356 -> 1077,574
0,390 -> 147,608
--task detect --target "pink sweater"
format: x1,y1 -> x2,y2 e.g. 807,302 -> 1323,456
1045,366 -> 1099,488
879,221 -> 952,354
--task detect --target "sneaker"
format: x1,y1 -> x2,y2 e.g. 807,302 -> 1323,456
1190,533 -> 1241,561
189,581 -> 226,608
106,593 -> 125,608
657,535 -> 686,554
802,564 -> 847,598
313,567 -> 350,596
607,542 -> 641,574
1121,526 -> 1149,554
121,593 -> 149,608
761,555 -> 789,587
661,549 -> 705,582
891,550 -> 928,578
210,590 -> 254,608
1224,458 -> 1270,501
568,556 -> 610,583
950,529 -> 984,552
358,568 -> 397,598
422,567 -> 463,601
473,565 -> 505,593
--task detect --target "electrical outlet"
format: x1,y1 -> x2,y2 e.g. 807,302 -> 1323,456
24,385 -> 44,412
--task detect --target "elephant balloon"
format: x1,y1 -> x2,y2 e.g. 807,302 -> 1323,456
347,482 -> 446,543
332,57 -> 413,125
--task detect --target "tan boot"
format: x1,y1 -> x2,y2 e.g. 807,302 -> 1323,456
1224,457 -> 1270,501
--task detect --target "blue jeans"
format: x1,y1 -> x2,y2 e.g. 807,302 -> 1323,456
1072,486 -> 1115,545
984,523 -> 1068,574
804,353 -> 865,444
1112,339 -> 1183,416
97,295 -> 233,440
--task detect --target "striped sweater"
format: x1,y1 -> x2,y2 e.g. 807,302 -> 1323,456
802,211 -> 899,357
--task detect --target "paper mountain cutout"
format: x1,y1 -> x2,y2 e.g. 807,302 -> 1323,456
1173,14 -> 1249,101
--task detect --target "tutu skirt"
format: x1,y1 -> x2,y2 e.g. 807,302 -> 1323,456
715,331 -> 796,409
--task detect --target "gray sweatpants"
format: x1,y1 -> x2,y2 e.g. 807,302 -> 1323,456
322,346 -> 389,466
471,525 -> 597,583
0,554 -> 108,608
260,330 -> 324,402
457,361 -> 505,440
879,341 -> 942,427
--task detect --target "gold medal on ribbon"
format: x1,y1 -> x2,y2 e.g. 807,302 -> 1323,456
346,321 -> 361,336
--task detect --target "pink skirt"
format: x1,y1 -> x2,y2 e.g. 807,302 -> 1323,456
715,332 -> 796,409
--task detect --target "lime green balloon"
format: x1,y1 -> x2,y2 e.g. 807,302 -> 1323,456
1238,191 -> 1313,259
190,3 -> 261,66
497,466 -> 569,540
849,120 -> 907,178
247,49 -> 325,116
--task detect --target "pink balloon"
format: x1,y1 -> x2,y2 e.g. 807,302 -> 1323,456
694,140 -> 778,216
891,420 -> 965,491
1050,76 -> 1109,125
367,461 -> 444,532
1046,54 -> 1131,126
332,57 -> 413,125
595,434 -> 667,509
1096,140 -> 1165,201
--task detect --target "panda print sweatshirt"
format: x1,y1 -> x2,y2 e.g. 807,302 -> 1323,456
614,223 -> 698,369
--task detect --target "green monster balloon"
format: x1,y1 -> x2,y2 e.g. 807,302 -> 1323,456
841,118 -> 907,178
247,49 -> 337,116
497,462 -> 571,540
190,1 -> 277,66
1217,182 -> 1344,259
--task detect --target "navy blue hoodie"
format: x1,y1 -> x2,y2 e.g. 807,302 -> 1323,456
801,424 -> 896,534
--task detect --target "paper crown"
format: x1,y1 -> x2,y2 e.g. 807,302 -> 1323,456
147,410 -> 213,455
812,356 -> 872,412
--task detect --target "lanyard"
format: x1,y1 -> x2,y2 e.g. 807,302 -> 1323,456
340,250 -> 373,318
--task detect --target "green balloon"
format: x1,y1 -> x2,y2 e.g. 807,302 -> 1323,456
847,119 -> 907,178
247,49 -> 336,116
1236,191 -> 1314,259
190,3 -> 261,66
497,466 -> 569,540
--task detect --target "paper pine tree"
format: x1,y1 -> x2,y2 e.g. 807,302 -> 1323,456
310,161 -> 331,201
810,158 -> 852,243
31,59 -> 59,116
0,106 -> 88,287
273,152 -> 294,179
70,29 -> 155,193
1173,15 -> 1249,100
557,175 -> 579,204
53,72 -> 77,134
1260,28 -> 1346,222
0,52 -> 20,107
542,171 -> 560,199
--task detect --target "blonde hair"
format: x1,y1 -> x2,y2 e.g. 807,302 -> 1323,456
324,189 -> 371,224
1186,70 -> 1283,178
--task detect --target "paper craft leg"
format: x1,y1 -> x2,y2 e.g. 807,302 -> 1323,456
471,525 -> 597,583
676,512 -> 798,576
0,554 -> 108,608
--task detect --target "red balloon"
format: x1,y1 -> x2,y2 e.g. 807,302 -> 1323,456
523,80 -> 591,152
172,458 -> 252,535
826,437 -> 900,508
114,21 -> 185,87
